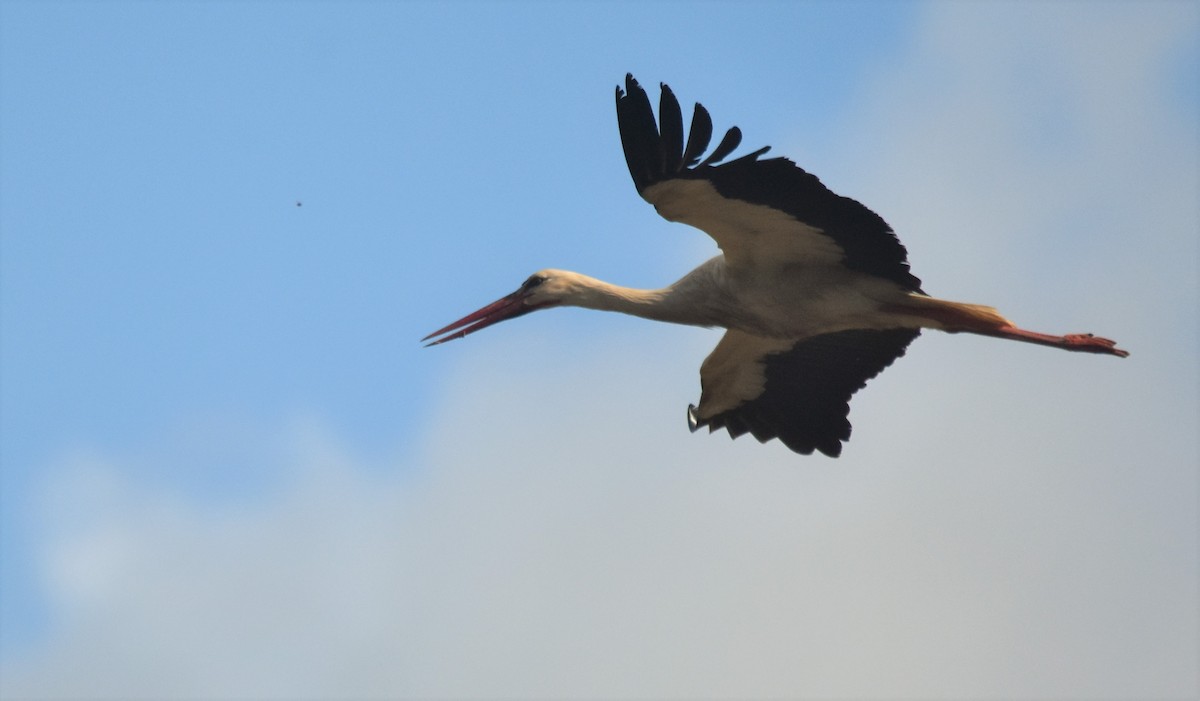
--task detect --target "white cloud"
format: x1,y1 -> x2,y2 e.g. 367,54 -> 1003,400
5,323 -> 1196,699
4,3 -> 1197,699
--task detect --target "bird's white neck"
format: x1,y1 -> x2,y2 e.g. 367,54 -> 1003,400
550,261 -> 727,328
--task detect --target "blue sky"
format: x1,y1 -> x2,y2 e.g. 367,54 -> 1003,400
1,1 -> 1197,698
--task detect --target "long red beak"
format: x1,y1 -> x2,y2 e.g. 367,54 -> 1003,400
422,287 -> 552,346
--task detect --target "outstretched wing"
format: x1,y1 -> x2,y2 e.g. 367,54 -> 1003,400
689,328 -> 921,457
615,74 -> 922,292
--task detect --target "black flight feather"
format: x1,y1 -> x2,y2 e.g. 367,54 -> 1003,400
615,75 -> 661,192
682,102 -> 712,168
658,83 -> 684,175
699,126 -> 742,167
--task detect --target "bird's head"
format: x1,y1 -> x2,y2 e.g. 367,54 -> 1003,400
422,270 -> 573,346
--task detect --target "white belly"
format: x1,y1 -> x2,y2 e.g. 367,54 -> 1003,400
724,266 -> 917,338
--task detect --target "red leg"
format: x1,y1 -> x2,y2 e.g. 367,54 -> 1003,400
975,326 -> 1129,357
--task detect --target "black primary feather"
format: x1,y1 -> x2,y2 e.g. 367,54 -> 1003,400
699,126 -> 743,167
682,102 -> 712,168
657,83 -> 684,175
615,75 -> 661,191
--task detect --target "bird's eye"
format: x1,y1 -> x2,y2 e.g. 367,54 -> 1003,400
522,275 -> 547,291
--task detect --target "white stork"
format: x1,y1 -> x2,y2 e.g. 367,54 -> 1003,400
424,75 -> 1128,457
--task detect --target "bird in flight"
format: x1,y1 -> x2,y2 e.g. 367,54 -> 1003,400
424,74 -> 1128,457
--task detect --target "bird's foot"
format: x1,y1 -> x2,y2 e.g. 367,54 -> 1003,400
984,326 -> 1130,357
1062,333 -> 1130,357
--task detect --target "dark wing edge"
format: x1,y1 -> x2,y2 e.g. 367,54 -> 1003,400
615,74 -> 747,193
615,73 -> 922,292
689,328 -> 921,457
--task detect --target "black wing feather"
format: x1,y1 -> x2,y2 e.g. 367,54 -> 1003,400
682,102 -> 712,168
658,83 -> 684,175
699,126 -> 743,167
615,76 -> 661,191
615,74 -> 922,292
695,329 -> 920,457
